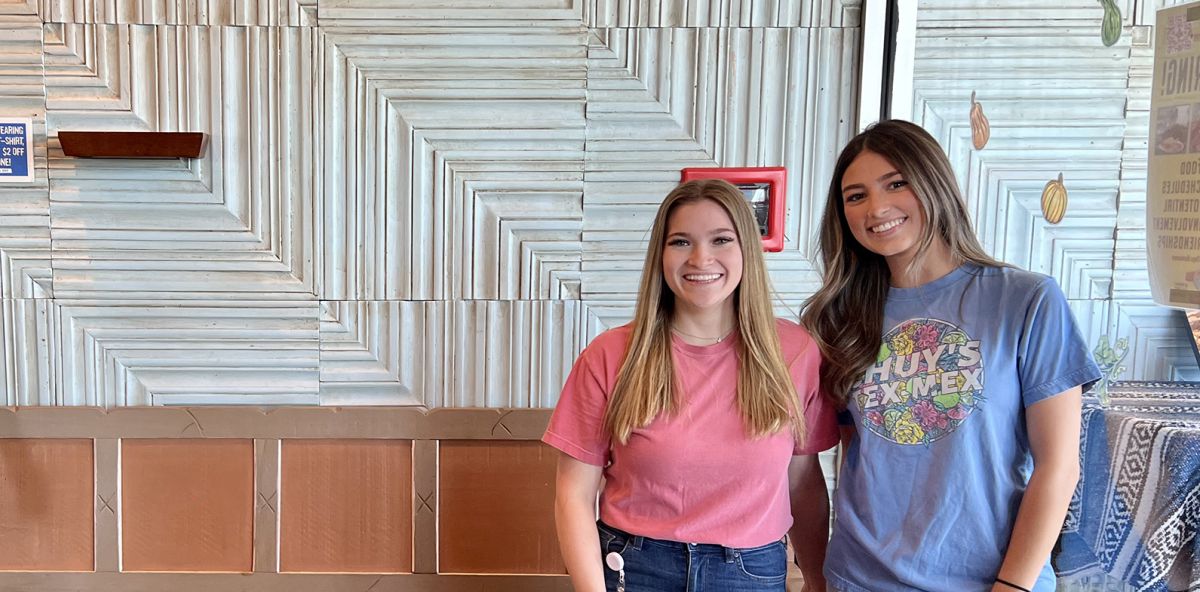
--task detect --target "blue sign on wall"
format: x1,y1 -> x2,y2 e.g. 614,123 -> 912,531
0,118 -> 33,183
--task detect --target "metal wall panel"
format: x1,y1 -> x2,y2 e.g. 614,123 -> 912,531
317,300 -> 590,407
0,298 -> 53,405
319,0 -> 583,27
315,26 -> 586,304
582,26 -> 859,328
0,15 -> 51,298
48,300 -> 319,406
46,25 -> 317,301
584,0 -> 860,28
318,300 -> 421,405
911,1 -> 1199,381
6,0 -> 1190,406
429,300 -> 588,408
0,2 -> 866,408
0,0 -> 38,16
40,0 -> 316,26
915,0 -> 1135,28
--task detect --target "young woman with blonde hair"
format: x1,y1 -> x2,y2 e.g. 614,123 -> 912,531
803,120 -> 1100,592
545,179 -> 838,591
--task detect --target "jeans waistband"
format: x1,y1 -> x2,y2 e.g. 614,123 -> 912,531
597,519 -> 787,557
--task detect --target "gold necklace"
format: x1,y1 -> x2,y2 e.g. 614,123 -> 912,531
671,324 -> 736,343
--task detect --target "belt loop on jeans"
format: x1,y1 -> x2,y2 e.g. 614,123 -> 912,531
723,546 -> 738,563
628,534 -> 644,550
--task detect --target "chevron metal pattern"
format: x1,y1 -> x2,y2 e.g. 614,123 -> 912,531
0,0 -> 1193,409
910,4 -> 1197,381
911,27 -> 1125,301
43,23 -> 153,132
40,0 -> 315,26
583,26 -> 859,328
585,0 -> 860,28
316,26 -> 586,302
54,300 -> 319,406
425,300 -> 589,408
46,25 -> 317,301
318,300 -> 419,405
0,15 -> 51,299
1111,303 -> 1200,381
319,299 -> 596,408
0,298 -> 53,404
318,0 -> 582,27
0,0 -> 38,16
915,0 -> 1134,28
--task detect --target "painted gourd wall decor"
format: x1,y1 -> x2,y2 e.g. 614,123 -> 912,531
1099,0 -> 1121,47
1041,173 -> 1068,224
970,91 -> 990,150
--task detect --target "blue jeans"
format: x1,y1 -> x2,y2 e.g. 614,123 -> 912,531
597,521 -> 788,592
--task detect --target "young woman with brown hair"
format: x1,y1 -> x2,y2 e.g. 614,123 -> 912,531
803,120 -> 1101,592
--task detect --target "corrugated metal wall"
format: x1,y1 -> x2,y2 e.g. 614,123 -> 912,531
910,0 -> 1199,382
0,0 -> 864,407
0,0 -> 1194,411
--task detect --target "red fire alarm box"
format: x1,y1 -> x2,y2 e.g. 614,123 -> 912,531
680,167 -> 786,252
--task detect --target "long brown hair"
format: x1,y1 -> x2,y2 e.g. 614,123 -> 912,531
604,179 -> 805,445
801,120 -> 1003,405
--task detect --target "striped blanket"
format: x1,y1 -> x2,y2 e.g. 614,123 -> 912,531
1056,382 -> 1200,592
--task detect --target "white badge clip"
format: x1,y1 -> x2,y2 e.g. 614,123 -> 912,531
605,551 -> 625,592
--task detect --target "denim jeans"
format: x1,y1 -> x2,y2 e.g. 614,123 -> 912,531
597,521 -> 788,592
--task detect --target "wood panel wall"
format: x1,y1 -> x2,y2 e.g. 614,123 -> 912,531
0,407 -> 568,590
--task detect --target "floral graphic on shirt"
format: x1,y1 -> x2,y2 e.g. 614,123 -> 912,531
890,411 -> 926,444
853,318 -> 984,445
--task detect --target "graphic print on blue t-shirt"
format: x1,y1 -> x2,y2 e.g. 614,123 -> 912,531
853,318 -> 985,445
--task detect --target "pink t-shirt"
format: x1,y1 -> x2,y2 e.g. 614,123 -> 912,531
542,318 -> 838,548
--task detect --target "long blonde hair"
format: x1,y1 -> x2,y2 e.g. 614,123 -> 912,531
604,179 -> 805,445
801,120 -> 1004,406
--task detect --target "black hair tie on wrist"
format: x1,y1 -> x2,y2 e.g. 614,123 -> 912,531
995,577 -> 1032,592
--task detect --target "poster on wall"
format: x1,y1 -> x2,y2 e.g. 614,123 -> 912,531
1149,4 -> 1200,309
0,118 -> 33,183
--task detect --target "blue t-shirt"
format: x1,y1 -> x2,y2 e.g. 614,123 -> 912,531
825,263 -> 1102,592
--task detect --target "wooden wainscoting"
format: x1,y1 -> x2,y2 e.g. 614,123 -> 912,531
279,439 -> 413,573
0,439 -> 94,571
121,439 -> 256,572
439,441 -> 563,574
0,407 -> 571,591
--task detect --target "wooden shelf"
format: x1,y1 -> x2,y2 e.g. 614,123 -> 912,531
58,131 -> 208,159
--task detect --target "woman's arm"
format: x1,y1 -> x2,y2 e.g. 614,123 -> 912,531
554,452 -> 606,592
992,387 -> 1083,592
788,453 -> 830,592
